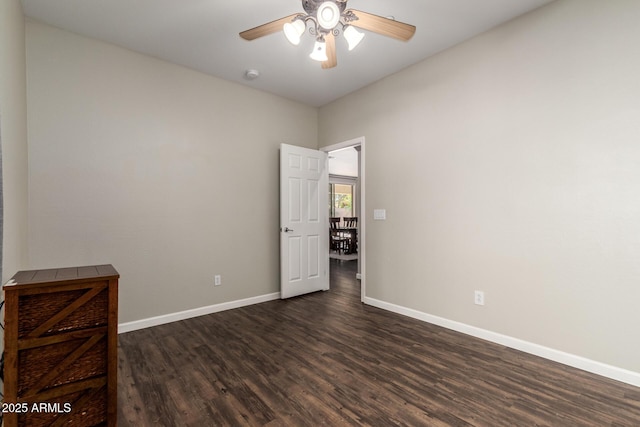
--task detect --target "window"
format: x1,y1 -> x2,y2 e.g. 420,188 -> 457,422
329,183 -> 353,218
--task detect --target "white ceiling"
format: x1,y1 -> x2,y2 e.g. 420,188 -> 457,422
21,0 -> 555,107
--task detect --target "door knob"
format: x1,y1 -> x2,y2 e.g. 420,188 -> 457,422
282,227 -> 294,232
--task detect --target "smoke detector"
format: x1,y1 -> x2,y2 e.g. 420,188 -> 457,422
244,69 -> 260,80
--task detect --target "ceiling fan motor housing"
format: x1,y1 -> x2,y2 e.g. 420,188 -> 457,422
302,0 -> 347,17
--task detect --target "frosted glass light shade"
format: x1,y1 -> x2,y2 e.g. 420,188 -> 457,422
343,25 -> 364,51
309,40 -> 328,62
317,1 -> 340,30
283,19 -> 306,46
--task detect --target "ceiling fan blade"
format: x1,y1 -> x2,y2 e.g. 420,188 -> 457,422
347,9 -> 416,41
239,14 -> 300,41
322,33 -> 337,69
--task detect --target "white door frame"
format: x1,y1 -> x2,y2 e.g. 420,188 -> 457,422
321,136 -> 365,303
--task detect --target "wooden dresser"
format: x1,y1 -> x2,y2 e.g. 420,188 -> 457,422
3,264 -> 119,427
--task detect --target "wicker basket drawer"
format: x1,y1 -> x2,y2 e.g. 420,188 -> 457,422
18,336 -> 107,394
17,285 -> 109,338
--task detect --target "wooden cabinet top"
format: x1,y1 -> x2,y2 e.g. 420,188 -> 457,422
5,264 -> 119,290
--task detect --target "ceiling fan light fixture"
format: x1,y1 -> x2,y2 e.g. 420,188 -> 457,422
317,1 -> 340,30
309,39 -> 328,62
343,25 -> 364,51
239,0 -> 416,70
283,19 -> 306,45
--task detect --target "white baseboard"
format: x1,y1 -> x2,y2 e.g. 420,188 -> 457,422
118,292 -> 280,334
364,297 -> 640,388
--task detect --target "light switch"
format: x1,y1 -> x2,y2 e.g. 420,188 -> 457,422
373,209 -> 386,220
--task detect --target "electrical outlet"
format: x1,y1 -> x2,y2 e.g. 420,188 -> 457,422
214,275 -> 222,286
474,290 -> 485,306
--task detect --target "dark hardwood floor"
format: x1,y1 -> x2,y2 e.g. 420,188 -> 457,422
118,260 -> 640,426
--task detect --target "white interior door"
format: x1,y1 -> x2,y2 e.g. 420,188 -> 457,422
280,143 -> 329,298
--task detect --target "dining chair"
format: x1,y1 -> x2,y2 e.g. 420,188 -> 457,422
329,217 -> 348,253
343,217 -> 358,228
342,217 -> 358,254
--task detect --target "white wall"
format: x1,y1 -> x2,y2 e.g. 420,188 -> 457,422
0,0 -> 29,283
319,0 -> 640,374
26,21 -> 318,323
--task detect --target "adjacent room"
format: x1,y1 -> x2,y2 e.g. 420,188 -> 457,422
329,146 -> 360,262
2,0 -> 640,425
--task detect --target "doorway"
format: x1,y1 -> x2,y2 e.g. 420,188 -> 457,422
321,137 -> 365,302
329,171 -> 357,262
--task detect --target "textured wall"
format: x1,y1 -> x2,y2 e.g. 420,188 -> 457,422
0,0 -> 29,283
26,21 -> 318,323
319,0 -> 640,373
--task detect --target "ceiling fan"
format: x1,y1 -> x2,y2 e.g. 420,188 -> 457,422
239,0 -> 416,69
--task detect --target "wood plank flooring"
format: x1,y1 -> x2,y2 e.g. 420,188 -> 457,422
118,260 -> 640,426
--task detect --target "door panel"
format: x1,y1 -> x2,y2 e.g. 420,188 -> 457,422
308,235 -> 320,278
289,177 -> 301,221
308,179 -> 320,222
280,144 -> 329,299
